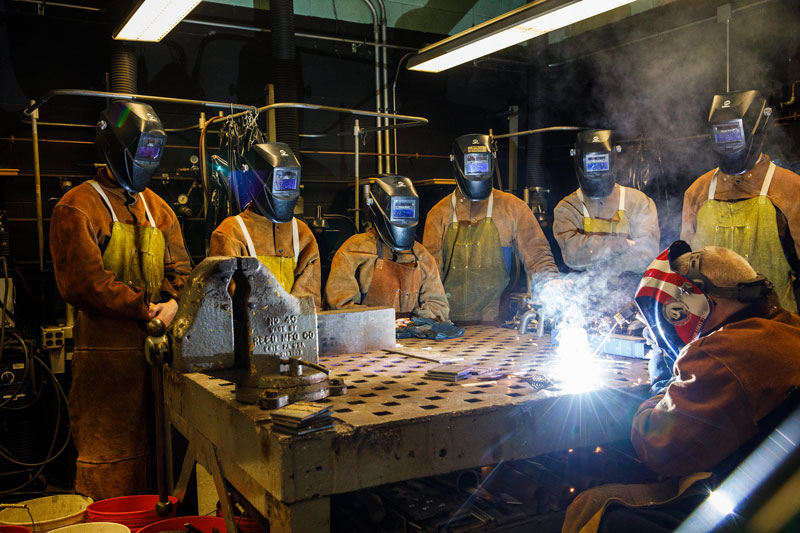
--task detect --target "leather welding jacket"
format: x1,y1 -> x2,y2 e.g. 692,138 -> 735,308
50,168 -> 191,499
324,229 -> 450,321
423,188 -> 559,282
681,155 -> 800,267
562,304 -> 800,533
553,184 -> 660,273
632,305 -> 800,477
209,206 -> 322,309
50,169 -> 191,320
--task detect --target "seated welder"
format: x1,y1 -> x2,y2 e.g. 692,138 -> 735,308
423,134 -> 559,323
562,242 -> 800,533
681,90 -> 800,313
324,175 -> 449,321
553,129 -> 660,276
50,102 -> 191,499
209,143 -> 321,308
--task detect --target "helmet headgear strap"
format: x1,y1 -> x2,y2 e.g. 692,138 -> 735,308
669,243 -> 773,303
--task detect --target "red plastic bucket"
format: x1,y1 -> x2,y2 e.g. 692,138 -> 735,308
137,517 -> 226,533
215,505 -> 264,533
0,526 -> 32,533
87,496 -> 177,533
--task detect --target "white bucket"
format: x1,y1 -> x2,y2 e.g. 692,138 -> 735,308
50,523 -> 130,533
0,495 -> 94,533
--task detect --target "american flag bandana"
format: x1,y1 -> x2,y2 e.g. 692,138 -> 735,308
635,247 -> 711,361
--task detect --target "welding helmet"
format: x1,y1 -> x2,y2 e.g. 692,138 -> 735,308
240,142 -> 301,223
709,90 -> 771,175
367,175 -> 419,251
571,129 -> 619,199
634,242 -> 711,361
451,134 -> 495,201
96,102 -> 167,194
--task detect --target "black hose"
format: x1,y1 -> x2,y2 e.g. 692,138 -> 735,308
111,43 -> 138,95
271,0 -> 300,152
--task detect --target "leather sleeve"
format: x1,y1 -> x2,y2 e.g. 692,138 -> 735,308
323,236 -> 372,310
158,204 -> 192,300
507,196 -> 559,280
631,345 -> 758,477
422,200 -> 448,271
414,244 -> 450,322
553,197 -> 628,270
50,204 -> 150,321
292,221 -> 322,310
619,192 -> 661,272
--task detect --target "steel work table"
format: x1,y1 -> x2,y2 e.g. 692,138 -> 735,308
163,326 -> 650,532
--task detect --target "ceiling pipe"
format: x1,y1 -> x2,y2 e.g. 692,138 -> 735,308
362,0 -> 383,174
375,0 -> 391,172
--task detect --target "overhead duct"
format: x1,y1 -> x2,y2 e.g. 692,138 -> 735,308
525,43 -> 551,229
111,42 -> 137,94
271,0 -> 300,153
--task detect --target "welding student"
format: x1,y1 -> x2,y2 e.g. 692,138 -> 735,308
423,134 -> 559,323
553,129 -> 660,275
209,143 -> 321,308
324,176 -> 449,321
49,102 -> 191,500
562,242 -> 800,533
681,90 -> 800,313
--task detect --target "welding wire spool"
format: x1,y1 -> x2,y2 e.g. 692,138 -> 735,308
0,496 -> 94,532
50,524 -> 130,533
137,516 -> 226,533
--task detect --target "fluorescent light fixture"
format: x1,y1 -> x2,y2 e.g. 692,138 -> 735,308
408,0 -> 638,72
114,0 -> 203,42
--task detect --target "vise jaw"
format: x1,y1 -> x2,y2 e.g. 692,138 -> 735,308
168,256 -> 328,409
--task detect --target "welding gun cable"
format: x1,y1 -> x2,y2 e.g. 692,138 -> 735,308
3,333 -> 51,411
0,333 -> 31,409
0,348 -> 71,468
0,257 -> 9,360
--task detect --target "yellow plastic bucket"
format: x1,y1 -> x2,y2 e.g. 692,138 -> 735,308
0,495 -> 94,533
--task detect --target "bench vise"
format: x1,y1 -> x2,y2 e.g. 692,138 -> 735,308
167,256 -> 337,409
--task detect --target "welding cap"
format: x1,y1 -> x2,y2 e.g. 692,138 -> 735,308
709,90 -> 771,175
571,129 -> 619,199
367,175 -> 419,251
451,134 -> 495,201
634,242 -> 711,360
96,102 -> 167,194
239,142 -> 301,223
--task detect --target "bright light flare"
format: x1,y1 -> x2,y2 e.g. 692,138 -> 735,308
708,490 -> 735,516
550,323 -> 605,393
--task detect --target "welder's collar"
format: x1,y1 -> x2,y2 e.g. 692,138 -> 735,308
704,300 -> 771,336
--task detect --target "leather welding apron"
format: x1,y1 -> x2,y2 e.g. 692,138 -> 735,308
70,181 -> 166,500
691,163 -> 797,313
362,238 -> 423,317
442,192 -> 510,322
576,186 -> 631,235
235,215 -> 299,293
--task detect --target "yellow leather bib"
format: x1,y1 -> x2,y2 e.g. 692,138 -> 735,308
692,163 -> 796,313
442,192 -> 510,322
235,215 -> 298,293
577,186 -> 631,236
89,180 -> 165,303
